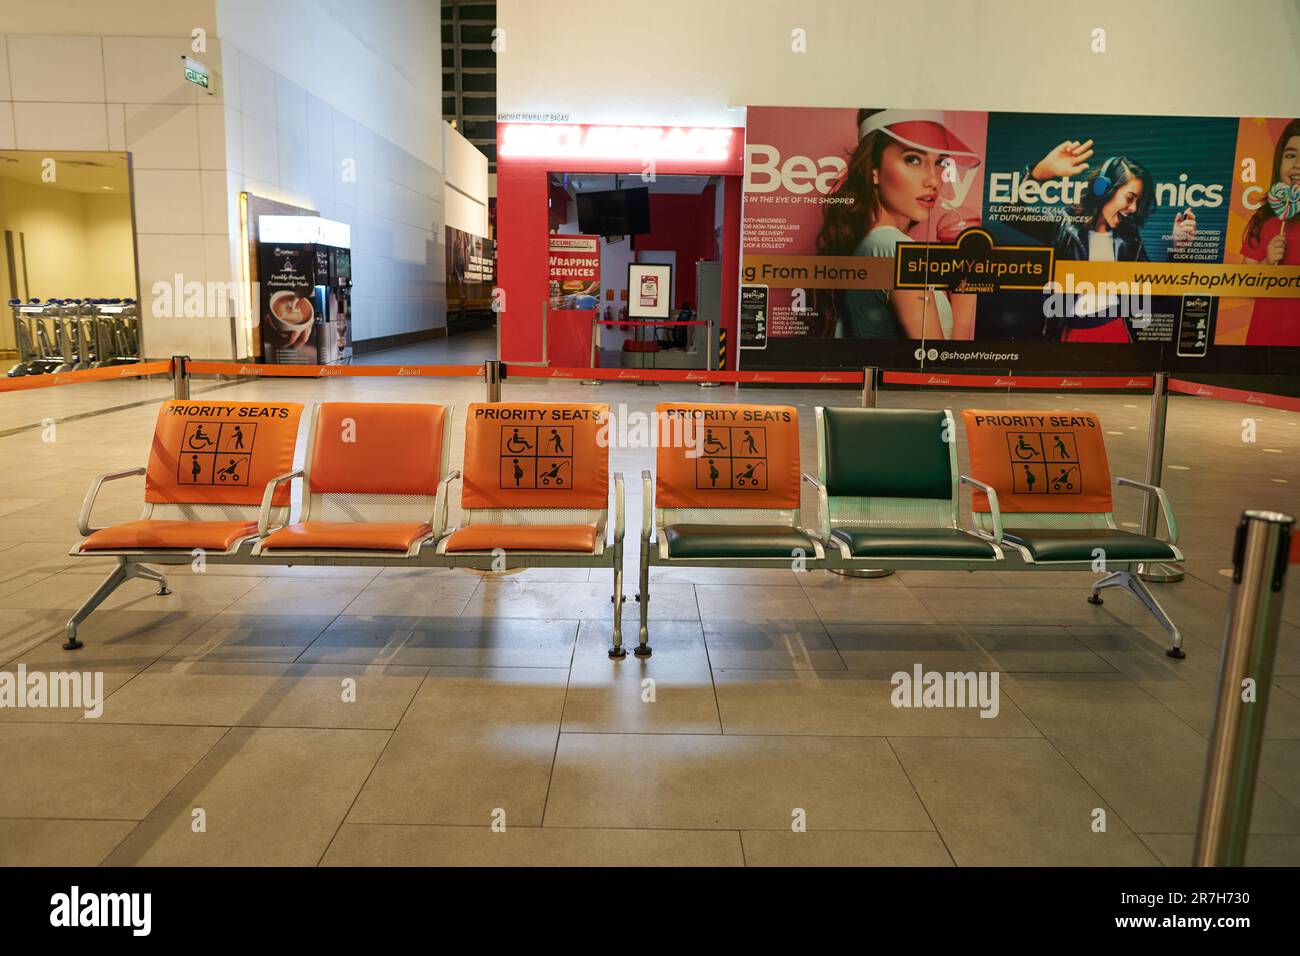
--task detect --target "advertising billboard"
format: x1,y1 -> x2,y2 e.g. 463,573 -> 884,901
742,106 -> 1300,373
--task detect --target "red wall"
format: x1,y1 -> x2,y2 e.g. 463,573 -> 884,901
495,126 -> 744,365
634,188 -> 716,309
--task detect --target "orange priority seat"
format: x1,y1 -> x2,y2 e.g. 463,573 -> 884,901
254,402 -> 452,556
80,519 -> 259,552
437,402 -> 628,656
442,523 -> 598,552
637,403 -> 822,658
67,399 -> 305,649
438,402 -> 613,557
962,408 -> 1185,658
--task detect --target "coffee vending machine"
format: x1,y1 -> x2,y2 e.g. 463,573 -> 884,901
256,216 -> 353,364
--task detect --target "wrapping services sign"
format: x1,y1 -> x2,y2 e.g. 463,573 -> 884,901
548,235 -> 601,310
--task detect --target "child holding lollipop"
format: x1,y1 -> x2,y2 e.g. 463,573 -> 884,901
1240,119 -> 1300,345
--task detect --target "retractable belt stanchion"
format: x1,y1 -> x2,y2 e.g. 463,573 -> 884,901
861,366 -> 879,408
582,314 -> 600,386
1194,510 -> 1294,866
836,365 -> 891,579
484,360 -> 503,403
1139,371 -> 1184,583
699,316 -> 721,388
172,355 -> 190,400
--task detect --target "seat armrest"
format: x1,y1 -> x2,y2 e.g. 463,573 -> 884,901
612,472 -> 625,546
1115,476 -> 1179,545
641,470 -> 654,544
802,472 -> 830,544
432,469 -> 461,537
258,469 -> 303,536
78,466 -> 145,536
959,475 -> 1003,544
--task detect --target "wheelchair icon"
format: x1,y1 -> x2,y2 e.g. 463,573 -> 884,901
1013,435 -> 1037,460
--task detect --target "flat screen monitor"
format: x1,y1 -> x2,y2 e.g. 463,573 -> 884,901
576,187 -> 651,237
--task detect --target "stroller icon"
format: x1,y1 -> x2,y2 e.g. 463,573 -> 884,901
1051,465 -> 1077,491
735,462 -> 761,487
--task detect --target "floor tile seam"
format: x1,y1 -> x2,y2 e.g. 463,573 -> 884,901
94,724 -> 237,867
880,735 -> 959,866
311,677 -> 420,866
970,684 -> 1160,843
694,584 -> 729,733
538,622 -> 580,830
0,378 -> 245,440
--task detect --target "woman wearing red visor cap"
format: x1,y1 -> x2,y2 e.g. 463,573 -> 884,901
816,108 -> 981,339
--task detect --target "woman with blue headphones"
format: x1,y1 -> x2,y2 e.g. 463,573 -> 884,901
1017,139 -> 1196,342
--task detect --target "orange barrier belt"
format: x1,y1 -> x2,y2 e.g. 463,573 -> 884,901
0,360 -> 172,393
884,371 -> 1154,390
509,366 -> 863,384
1169,378 -> 1300,413
185,361 -> 485,379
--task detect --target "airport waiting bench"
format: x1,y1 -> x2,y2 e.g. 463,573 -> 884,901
69,399 -> 627,652
68,398 -> 1183,661
805,405 -> 1183,656
639,402 -> 1183,659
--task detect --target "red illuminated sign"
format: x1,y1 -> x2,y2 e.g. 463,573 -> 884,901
499,124 -> 738,164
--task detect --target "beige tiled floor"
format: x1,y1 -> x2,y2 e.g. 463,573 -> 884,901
1,371 -> 1299,866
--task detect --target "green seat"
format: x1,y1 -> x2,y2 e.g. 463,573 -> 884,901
663,524 -> 816,559
822,408 -> 952,499
1003,528 -> 1177,563
832,527 -> 998,559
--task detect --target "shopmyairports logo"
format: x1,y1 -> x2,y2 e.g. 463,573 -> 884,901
50,886 -> 151,936
0,666 -> 104,718
896,228 -> 1054,294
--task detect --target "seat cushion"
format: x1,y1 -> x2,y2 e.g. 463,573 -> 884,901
663,524 -> 815,559
832,527 -> 998,559
79,520 -> 257,552
260,521 -> 432,552
1003,528 -> 1178,563
444,524 -> 598,553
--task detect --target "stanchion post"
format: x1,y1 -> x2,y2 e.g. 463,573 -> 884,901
1194,510 -> 1294,866
484,360 -> 503,403
172,355 -> 190,400
861,366 -> 879,408
698,313 -> 722,388
582,315 -> 600,386
1138,371 -> 1184,582
837,365 -> 892,577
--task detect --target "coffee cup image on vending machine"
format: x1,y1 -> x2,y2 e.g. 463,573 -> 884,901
264,289 -> 316,349
815,109 -> 982,341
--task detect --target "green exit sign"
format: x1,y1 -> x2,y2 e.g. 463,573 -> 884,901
183,57 -> 209,90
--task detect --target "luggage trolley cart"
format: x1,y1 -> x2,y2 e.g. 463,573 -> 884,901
6,298 -> 43,377
94,299 -> 140,365
28,299 -> 67,375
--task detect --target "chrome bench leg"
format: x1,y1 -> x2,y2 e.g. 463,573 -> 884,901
635,535 -> 652,658
1092,569 -> 1184,660
65,558 -> 127,649
1088,570 -> 1123,605
609,544 -> 626,660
